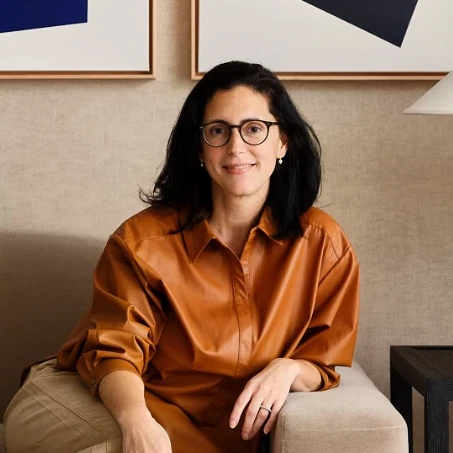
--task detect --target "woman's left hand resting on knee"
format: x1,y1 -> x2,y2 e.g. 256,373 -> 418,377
99,370 -> 172,453
229,358 -> 322,441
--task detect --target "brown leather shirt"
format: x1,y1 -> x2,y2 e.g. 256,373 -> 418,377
57,206 -> 359,426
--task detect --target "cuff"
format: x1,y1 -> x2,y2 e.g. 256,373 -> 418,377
310,362 -> 340,391
77,357 -> 141,395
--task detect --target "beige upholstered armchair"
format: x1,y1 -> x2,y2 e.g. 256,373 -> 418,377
0,362 -> 407,453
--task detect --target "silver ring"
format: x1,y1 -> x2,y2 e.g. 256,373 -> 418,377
259,405 -> 272,414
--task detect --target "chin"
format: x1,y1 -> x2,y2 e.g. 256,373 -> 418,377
225,186 -> 263,199
213,180 -> 269,201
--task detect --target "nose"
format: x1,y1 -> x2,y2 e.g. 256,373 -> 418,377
227,127 -> 245,155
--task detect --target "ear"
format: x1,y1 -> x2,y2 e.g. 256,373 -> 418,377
278,131 -> 288,158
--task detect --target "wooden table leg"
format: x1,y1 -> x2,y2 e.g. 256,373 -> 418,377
390,365 -> 413,453
425,388 -> 449,453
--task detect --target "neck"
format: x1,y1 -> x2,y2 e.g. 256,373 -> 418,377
209,193 -> 266,256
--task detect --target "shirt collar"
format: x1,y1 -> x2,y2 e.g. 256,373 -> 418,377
256,206 -> 283,246
182,217 -> 215,262
182,206 -> 283,262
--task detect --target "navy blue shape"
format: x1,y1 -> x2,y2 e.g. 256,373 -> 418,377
302,0 -> 419,47
0,0 -> 88,34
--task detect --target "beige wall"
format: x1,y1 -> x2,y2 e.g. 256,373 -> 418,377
1,1 -> 453,450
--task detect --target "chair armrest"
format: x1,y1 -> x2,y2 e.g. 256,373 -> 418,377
270,362 -> 408,453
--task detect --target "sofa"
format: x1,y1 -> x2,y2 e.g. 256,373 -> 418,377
1,361 -> 407,453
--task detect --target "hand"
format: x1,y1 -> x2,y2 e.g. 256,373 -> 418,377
229,358 -> 299,441
119,409 -> 172,453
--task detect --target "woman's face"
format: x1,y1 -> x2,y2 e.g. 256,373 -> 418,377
200,85 -> 287,206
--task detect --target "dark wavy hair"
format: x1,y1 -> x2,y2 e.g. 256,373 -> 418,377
140,61 -> 321,239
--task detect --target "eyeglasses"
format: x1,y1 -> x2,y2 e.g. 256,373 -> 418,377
199,119 -> 279,147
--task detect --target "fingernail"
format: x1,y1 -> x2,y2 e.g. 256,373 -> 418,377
230,420 -> 237,429
243,434 -> 249,441
264,428 -> 269,435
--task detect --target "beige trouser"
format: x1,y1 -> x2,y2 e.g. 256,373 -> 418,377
4,359 -> 123,453
4,360 -> 263,453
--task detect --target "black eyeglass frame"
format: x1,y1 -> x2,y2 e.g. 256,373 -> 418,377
199,119 -> 280,147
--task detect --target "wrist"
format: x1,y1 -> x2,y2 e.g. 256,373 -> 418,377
116,406 -> 153,428
290,359 -> 323,392
272,357 -> 300,381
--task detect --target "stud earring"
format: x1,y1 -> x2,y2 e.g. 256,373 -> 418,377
278,157 -> 283,165
200,161 -> 204,167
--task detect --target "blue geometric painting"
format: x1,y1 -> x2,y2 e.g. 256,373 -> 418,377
302,0 -> 419,47
0,0 -> 88,34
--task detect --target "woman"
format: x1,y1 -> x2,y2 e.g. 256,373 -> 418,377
5,61 -> 359,453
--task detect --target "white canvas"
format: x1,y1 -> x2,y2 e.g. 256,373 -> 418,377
0,0 -> 150,71
198,0 -> 453,74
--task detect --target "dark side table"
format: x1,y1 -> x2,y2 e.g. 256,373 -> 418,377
390,346 -> 453,453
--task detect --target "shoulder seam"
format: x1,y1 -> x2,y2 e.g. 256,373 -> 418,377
120,233 -> 169,245
306,223 -> 350,262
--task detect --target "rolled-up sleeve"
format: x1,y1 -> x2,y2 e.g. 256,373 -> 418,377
290,246 -> 359,391
65,234 -> 166,394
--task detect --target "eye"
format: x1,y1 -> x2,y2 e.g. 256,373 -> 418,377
207,124 -> 227,136
243,121 -> 265,135
249,125 -> 262,134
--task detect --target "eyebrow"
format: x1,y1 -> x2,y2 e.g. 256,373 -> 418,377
203,117 -> 269,125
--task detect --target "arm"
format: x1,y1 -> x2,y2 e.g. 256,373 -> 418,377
98,370 -> 149,426
67,233 -> 171,452
230,245 -> 359,440
288,246 -> 360,390
99,370 -> 172,453
56,233 -> 167,394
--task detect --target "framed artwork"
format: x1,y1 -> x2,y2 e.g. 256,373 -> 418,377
192,0 -> 453,80
0,0 -> 155,79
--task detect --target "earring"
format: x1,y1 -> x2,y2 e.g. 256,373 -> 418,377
200,161 -> 204,167
278,157 -> 283,165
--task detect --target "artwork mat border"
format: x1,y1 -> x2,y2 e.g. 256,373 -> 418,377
0,0 -> 156,80
191,0 -> 445,81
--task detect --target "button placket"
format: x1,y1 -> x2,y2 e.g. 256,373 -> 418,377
231,238 -> 255,378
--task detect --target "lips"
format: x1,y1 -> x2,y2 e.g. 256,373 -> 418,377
223,164 -> 256,170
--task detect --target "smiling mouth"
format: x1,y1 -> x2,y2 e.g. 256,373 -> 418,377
224,164 -> 256,170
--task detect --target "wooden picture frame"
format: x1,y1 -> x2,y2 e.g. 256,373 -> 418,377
192,0 -> 451,81
0,0 -> 155,80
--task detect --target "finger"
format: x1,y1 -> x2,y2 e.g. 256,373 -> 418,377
230,383 -> 255,428
249,400 -> 274,439
241,389 -> 271,440
242,404 -> 269,440
262,398 -> 285,435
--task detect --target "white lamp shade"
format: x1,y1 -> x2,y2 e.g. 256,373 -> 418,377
405,71 -> 453,115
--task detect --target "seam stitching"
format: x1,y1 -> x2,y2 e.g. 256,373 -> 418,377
30,379 -> 112,440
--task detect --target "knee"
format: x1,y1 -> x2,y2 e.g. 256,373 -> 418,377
4,362 -> 122,453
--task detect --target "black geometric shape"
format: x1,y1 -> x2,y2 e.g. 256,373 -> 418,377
0,0 -> 88,34
302,0 -> 419,47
